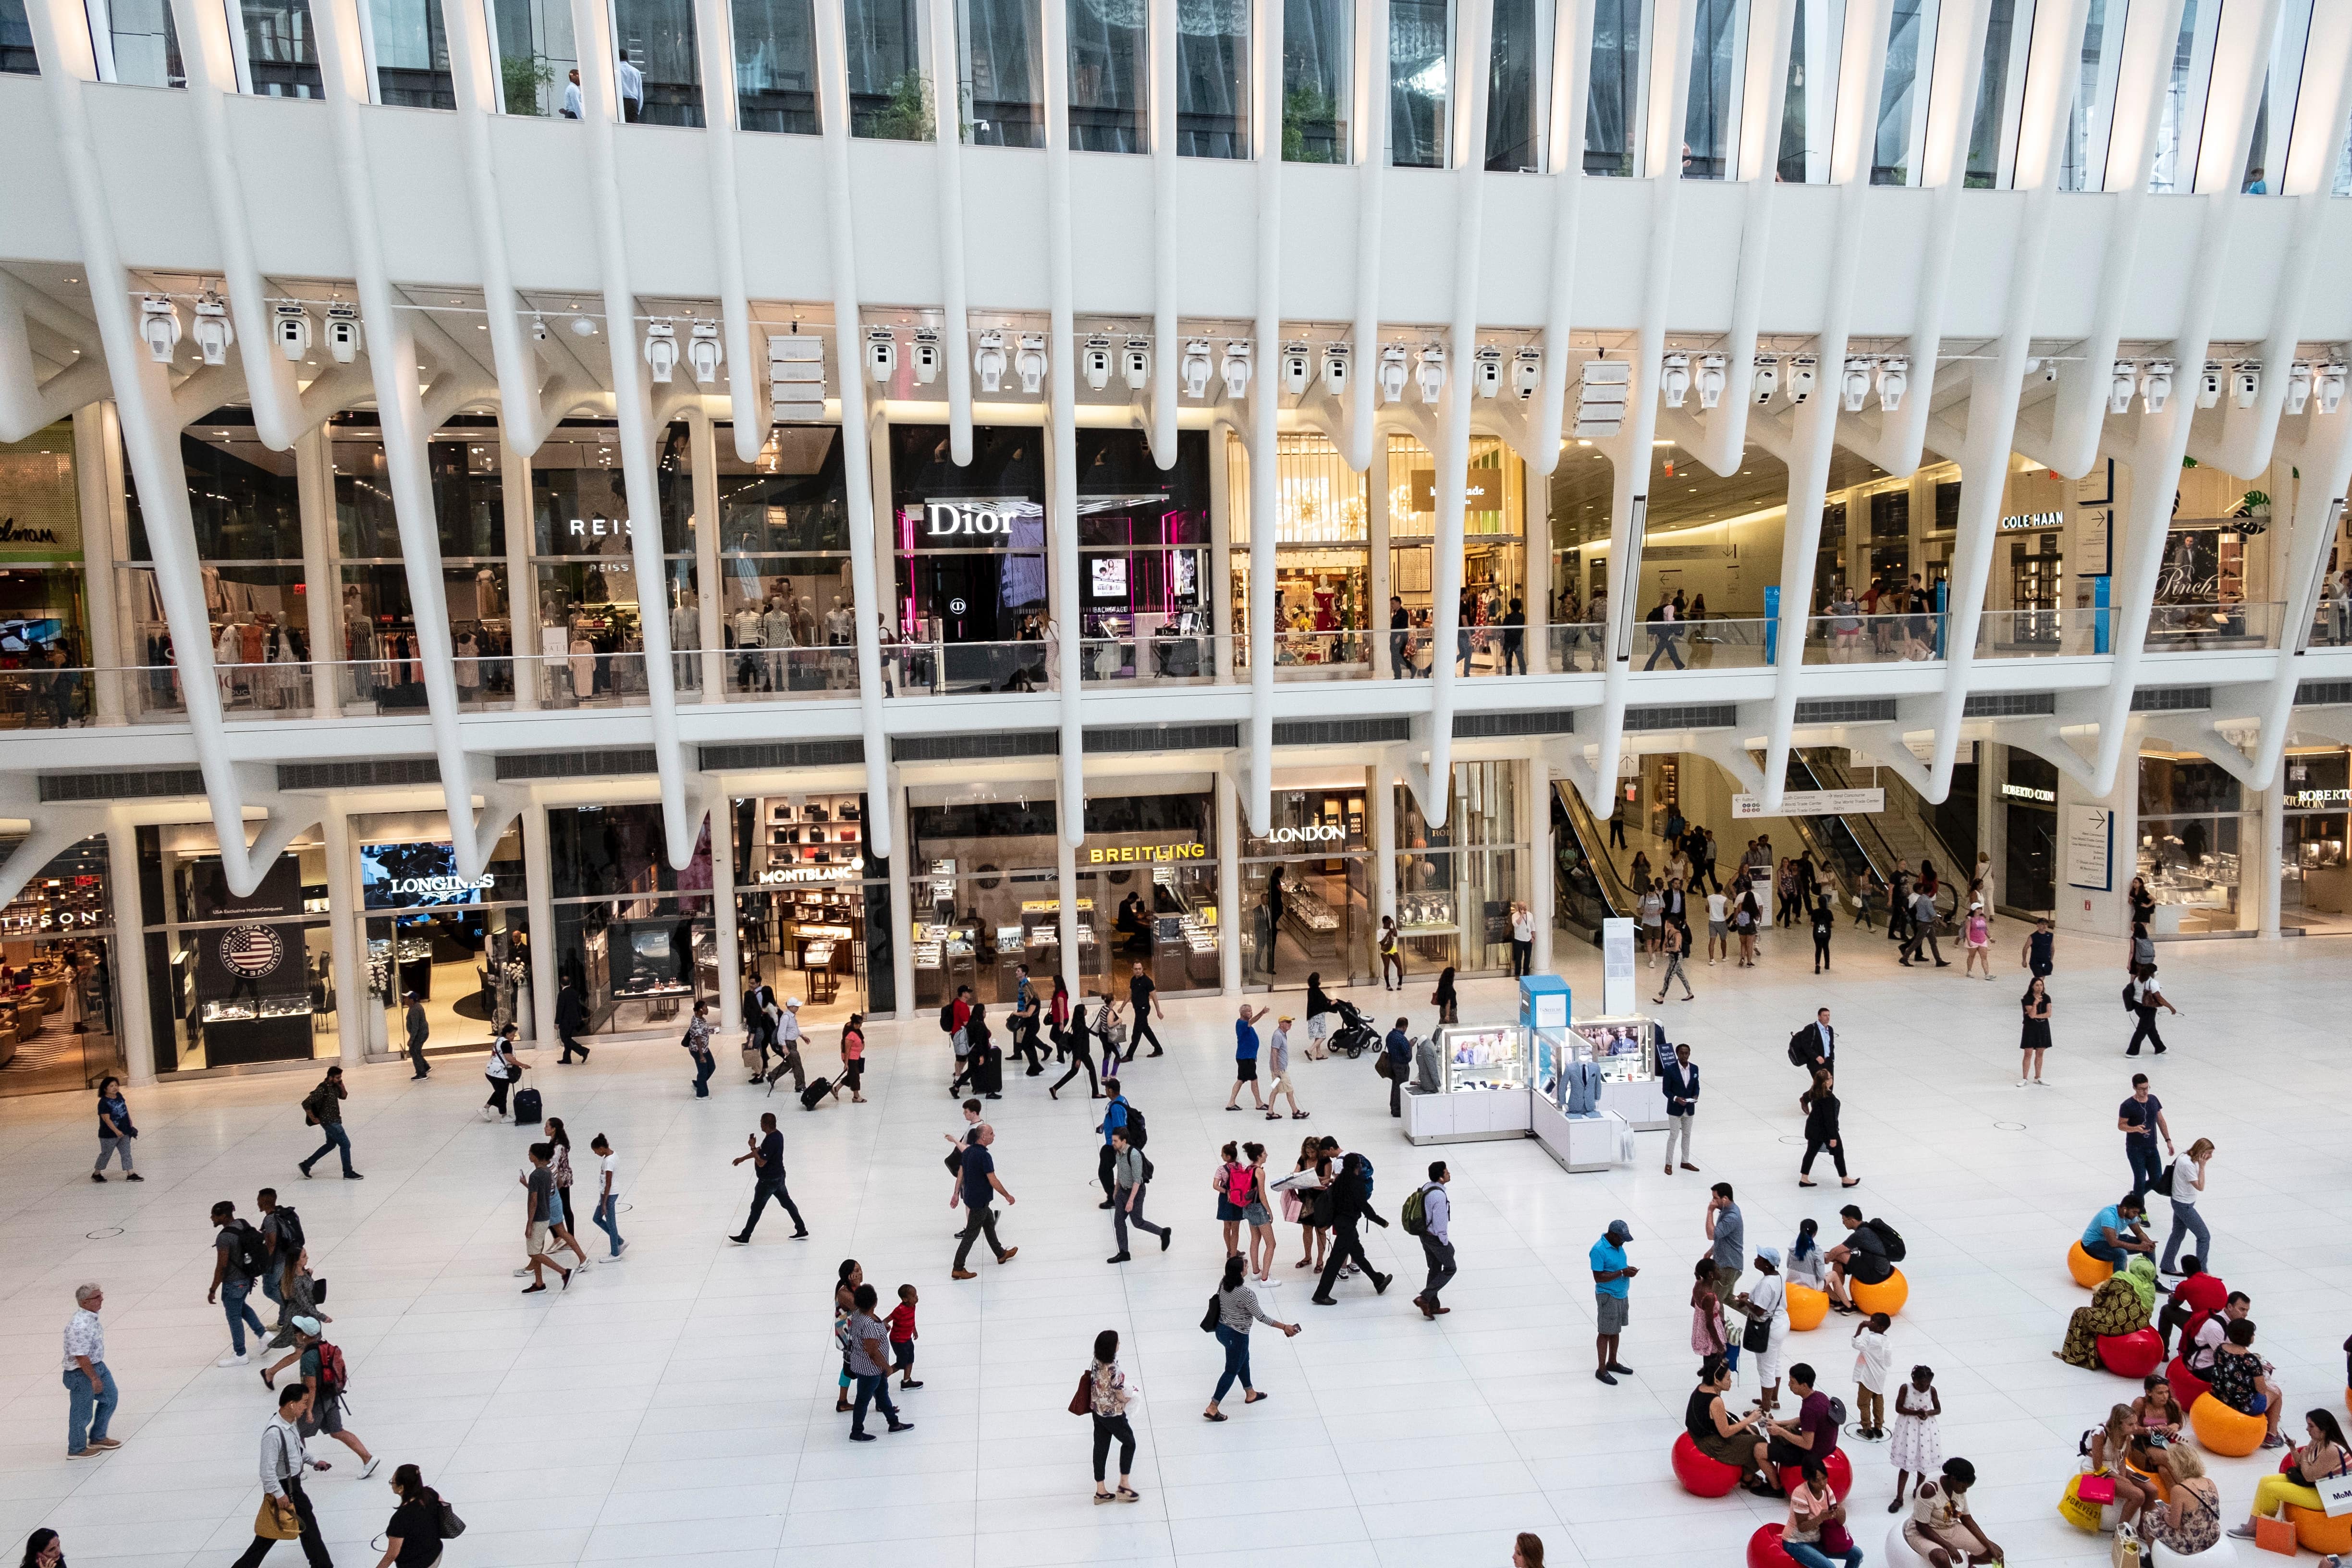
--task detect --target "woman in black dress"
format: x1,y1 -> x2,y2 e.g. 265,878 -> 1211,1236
966,1004 -> 1003,1099
1798,1068 -> 1857,1187
1433,966 -> 1459,1025
2019,976 -> 2052,1087
1049,1000 -> 1100,1099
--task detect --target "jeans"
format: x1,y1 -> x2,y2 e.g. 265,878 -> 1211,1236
1111,1185 -> 1167,1253
1643,630 -> 1684,670
1419,1234 -> 1457,1305
741,1177 -> 806,1237
64,1362 -> 116,1454
851,1371 -> 900,1435
1091,1411 -> 1137,1482
407,1035 -> 430,1077
1503,637 -> 1525,675
1390,630 -> 1410,678
1785,1543 -> 1864,1568
953,1202 -> 1007,1268
260,1266 -> 285,1325
1212,1323 -> 1252,1401
94,1135 -> 134,1173
221,1277 -> 267,1355
1666,1113 -> 1694,1166
231,1474 -> 333,1568
692,1049 -> 716,1096
300,1122 -> 353,1176
2082,1235 -> 2131,1268
2161,1201 -> 2210,1272
594,1194 -> 624,1255
2126,1139 -> 2164,1201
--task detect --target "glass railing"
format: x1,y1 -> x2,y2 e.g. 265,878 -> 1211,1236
716,645 -> 861,699
1078,632 -> 1225,684
2144,601 -> 2284,652
1801,613 -> 1946,664
1974,608 -> 2102,658
1641,616 -> 1776,670
1235,628 -> 1378,678
885,639 -> 1055,696
1545,623 -> 1610,673
2307,601 -> 2352,649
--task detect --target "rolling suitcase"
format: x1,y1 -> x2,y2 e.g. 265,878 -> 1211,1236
797,1076 -> 833,1111
512,1087 -> 542,1127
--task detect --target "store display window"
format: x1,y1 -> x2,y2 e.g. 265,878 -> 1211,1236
1383,433 -> 1526,673
530,423 -> 703,706
715,425 -> 859,696
1396,760 -> 1525,972
1227,431 -> 1371,672
548,803 -> 718,1036
0,836 -> 123,1096
0,422 -> 95,729
735,790 -> 893,1025
2280,749 -> 2350,935
137,824 -> 337,1075
891,425 -> 1050,689
1077,787 -> 1219,997
2135,752 -> 2250,936
354,816 -> 529,1054
906,793 -> 1057,1007
1073,430 -> 1212,681
1240,780 -> 1371,989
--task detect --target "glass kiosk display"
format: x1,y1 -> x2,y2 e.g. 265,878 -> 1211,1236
1560,1014 -> 1668,1129
1403,1022 -> 1534,1145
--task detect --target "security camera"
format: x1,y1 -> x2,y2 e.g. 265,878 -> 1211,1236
1694,352 -> 1725,410
1280,342 -> 1313,397
273,303 -> 311,363
2109,359 -> 2138,416
1122,336 -> 1150,392
974,330 -> 1007,394
1786,354 -> 1818,405
1839,356 -> 1872,413
1377,344 -> 1408,404
1472,345 -> 1503,399
643,319 -> 678,384
138,295 -> 181,364
324,302 -> 361,363
2230,360 -> 2259,409
687,321 -> 723,384
531,314 -> 549,342
1179,339 -> 1213,399
191,292 -> 233,367
1414,343 -> 1445,405
2142,358 -> 2173,414
1876,355 -> 1907,413
2316,362 -> 2348,416
1015,333 -> 1047,395
911,328 -> 941,385
2285,360 -> 2313,416
865,326 -> 897,385
1751,352 -> 1779,404
1511,347 -> 1542,402
1321,342 -> 1350,396
1659,351 -> 1690,410
2197,360 -> 2223,408
1082,334 -> 1114,391
1219,341 -> 1251,400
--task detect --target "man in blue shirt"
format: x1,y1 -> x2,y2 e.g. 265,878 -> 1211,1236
1094,1079 -> 1127,1211
2082,1194 -> 2155,1267
1384,1017 -> 1413,1117
950,1124 -> 1017,1278
1225,1004 -> 1270,1113
1589,1219 -> 1637,1384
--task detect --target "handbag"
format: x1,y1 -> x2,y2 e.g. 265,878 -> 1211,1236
1200,1292 -> 1222,1333
1740,1308 -> 1772,1355
438,1499 -> 467,1538
2075,1474 -> 2117,1505
1820,1521 -> 1854,1556
2317,1466 -> 2352,1518
254,1496 -> 302,1542
1069,1369 -> 1093,1417
741,1046 -> 762,1072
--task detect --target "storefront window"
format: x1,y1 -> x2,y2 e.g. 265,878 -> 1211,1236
892,425 -> 1049,690
1242,781 -> 1371,988
0,837 -> 123,1096
716,425 -> 858,696
2136,752 -> 2248,936
908,794 -> 1058,1007
1228,431 -> 1371,673
0,422 -> 95,729
1076,430 -> 1210,680
355,819 -> 529,1054
2280,750 -> 2348,935
735,790 -> 892,1025
138,825 -> 337,1075
530,424 -> 701,706
1396,761 -> 1524,972
549,803 -> 717,1035
1078,788 -> 1219,997
1383,433 -> 1525,673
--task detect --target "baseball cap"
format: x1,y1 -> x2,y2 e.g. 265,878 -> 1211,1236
1605,1220 -> 1633,1243
291,1316 -> 321,1336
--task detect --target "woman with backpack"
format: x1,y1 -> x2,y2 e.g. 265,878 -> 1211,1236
373,1463 -> 451,1568
1213,1142 -> 1253,1260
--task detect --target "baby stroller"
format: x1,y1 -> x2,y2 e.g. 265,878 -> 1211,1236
1328,998 -> 1378,1058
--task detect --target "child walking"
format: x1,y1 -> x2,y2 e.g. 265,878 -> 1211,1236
1888,1364 -> 1945,1513
1852,1311 -> 1893,1440
886,1284 -> 922,1390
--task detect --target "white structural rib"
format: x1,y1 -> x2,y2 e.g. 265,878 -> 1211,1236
810,0 -> 899,862
17,0 -> 316,898
1520,0 -> 1594,503
1339,0 -> 1388,474
1922,0 -> 2101,804
565,0 -> 695,868
1240,0 -> 1288,836
0,270 -> 107,441
1036,0 -> 1083,970
2086,0 -> 2284,800
1147,0 -> 1179,468
928,0 -> 977,467
1757,0 -> 1895,812
695,0 -> 772,461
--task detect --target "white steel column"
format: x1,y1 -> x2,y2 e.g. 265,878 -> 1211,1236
523,801 -> 560,1052
2258,779 -> 2283,936
889,777 -> 915,1018
105,819 -> 155,1087
1057,829 -> 1080,1000
1530,751 -> 1555,972
320,804 -> 367,1067
501,436 -> 541,711
711,794 -> 742,1031
1368,440 -> 1391,674
870,420 -> 897,686
1342,0 -> 1389,472
1147,0 -> 1179,466
689,406 -> 725,699
1241,0 -> 1287,833
692,0 -> 771,454
294,427 -> 341,721
927,0 -> 977,464
1039,0 -> 1085,851
1527,0 -> 1596,502
72,401 -> 126,724
1372,757 -> 1397,927
1217,767 -> 1241,995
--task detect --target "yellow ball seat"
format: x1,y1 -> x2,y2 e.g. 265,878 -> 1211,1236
2289,1506 -> 2352,1556
1786,1284 -> 1829,1331
1850,1269 -> 1909,1319
2189,1394 -> 2266,1458
2068,1241 -> 2114,1288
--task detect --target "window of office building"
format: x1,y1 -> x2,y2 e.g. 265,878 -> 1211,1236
0,836 -> 123,1097
1396,760 -> 1523,972
1282,0 -> 1348,161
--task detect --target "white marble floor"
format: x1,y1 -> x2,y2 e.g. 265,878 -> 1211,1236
4,918 -> 2349,1568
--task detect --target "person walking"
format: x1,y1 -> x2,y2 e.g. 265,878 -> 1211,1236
92,1076 -> 138,1182
1652,919 -> 1694,1003
1509,901 -> 1534,977
2019,977 -> 2052,1086
556,978 -> 590,1066
1378,915 -> 1404,989
1433,964 -> 1459,1024
1049,998 -> 1101,1099
944,984 -> 977,1093
1961,902 -> 1994,979
949,1123 -> 1017,1278
1734,884 -> 1762,966
375,1463 -> 449,1568
1092,1081 -> 1128,1206
1409,1161 -> 1455,1319
1662,1041 -> 1700,1173
964,1002 -> 1003,1100
1204,1254 -> 1300,1419
1046,974 -> 1071,1060
1126,961 -> 1164,1059
1008,967 -> 1044,1075
1810,893 -> 1834,973
2021,914 -> 2056,979
740,971 -> 775,1079
520,1143 -> 572,1293
2126,971 -> 2179,1056
1704,885 -> 1730,965
1310,1152 -> 1392,1304
254,1187 -> 304,1328
1798,1070 -> 1857,1187
401,991 -> 429,1080
230,1384 -> 336,1568
2160,1137 -> 2214,1274
1265,1015 -> 1303,1119
844,1283 -> 914,1440
588,1133 -> 625,1259
1105,1126 -> 1169,1262
482,1024 -> 523,1118
771,997 -> 807,1092
1902,879 -> 1948,967
285,1316 -> 378,1478
1705,1183 -> 1745,1326
210,1200 -> 271,1366
833,1012 -> 869,1102
1083,1329 -> 1141,1503
62,1282 -> 119,1458
1590,1219 -> 1637,1383
539,1118 -> 592,1273
2119,1072 -> 2174,1200
1225,1003 -> 1270,1113
1793,1007 -> 1837,1081
296,1066 -> 360,1180
683,1000 -> 717,1097
730,1111 -> 809,1242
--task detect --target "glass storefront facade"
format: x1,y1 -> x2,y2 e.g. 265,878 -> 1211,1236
2136,752 -> 2252,936
2280,748 -> 2350,935
1385,433 -> 1526,673
353,816 -> 529,1054
1396,760 -> 1524,972
138,823 -> 338,1075
530,424 -> 699,707
0,423 -> 96,729
0,836 -> 123,1096
735,789 -> 892,1025
1077,788 -> 1219,997
1229,431 -> 1372,673
1242,779 -> 1372,988
548,802 -> 718,1035
907,793 -> 1058,1007
716,426 -> 859,696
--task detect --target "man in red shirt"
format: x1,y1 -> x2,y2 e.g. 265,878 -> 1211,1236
2158,1258 -> 2229,1356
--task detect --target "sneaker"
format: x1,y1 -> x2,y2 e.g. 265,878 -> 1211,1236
91,1173 -> 105,1183
126,1173 -> 143,1182
2229,1526 -> 2258,1541
87,1437 -> 122,1450
343,1172 -> 366,1180
514,1266 -> 534,1277
218,1351 -> 250,1367
359,1456 -> 380,1478
613,1240 -> 629,1258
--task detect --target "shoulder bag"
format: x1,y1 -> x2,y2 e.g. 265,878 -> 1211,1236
1070,1368 -> 1094,1417
2316,1454 -> 2352,1517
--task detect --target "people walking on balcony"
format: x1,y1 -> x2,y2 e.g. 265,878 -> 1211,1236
1502,597 -> 1527,674
1643,593 -> 1686,670
1389,596 -> 1410,678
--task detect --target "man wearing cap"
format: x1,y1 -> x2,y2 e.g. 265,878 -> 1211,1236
287,1315 -> 379,1478
772,996 -> 807,1093
403,990 -> 430,1080
1590,1219 -> 1638,1383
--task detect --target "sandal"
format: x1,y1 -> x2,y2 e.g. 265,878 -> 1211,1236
1244,1391 -> 1269,1404
1094,1491 -> 1116,1505
1202,1410 -> 1227,1421
1292,1110 -> 1309,1118
1117,1486 -> 1141,1503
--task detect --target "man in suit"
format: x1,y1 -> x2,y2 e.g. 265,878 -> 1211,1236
403,992 -> 429,1080
556,980 -> 590,1065
1795,1007 -> 1836,1080
743,974 -> 777,1082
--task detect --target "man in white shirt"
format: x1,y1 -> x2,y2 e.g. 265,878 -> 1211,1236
560,67 -> 582,118
616,49 -> 644,121
1705,887 -> 1730,964
235,1383 -> 332,1567
770,997 -> 806,1093
63,1282 -> 119,1458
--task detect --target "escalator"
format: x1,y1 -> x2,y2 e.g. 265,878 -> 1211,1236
1783,749 -> 1971,927
1552,780 -> 1636,944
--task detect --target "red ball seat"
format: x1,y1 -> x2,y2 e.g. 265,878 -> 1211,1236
1747,1524 -> 1800,1568
1776,1446 -> 1854,1503
1672,1432 -> 1744,1497
2098,1328 -> 2165,1379
2167,1356 -> 2212,1410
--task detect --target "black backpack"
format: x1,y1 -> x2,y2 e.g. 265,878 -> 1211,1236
1864,1217 -> 1908,1262
267,1205 -> 305,1259
1123,1105 -> 1148,1149
939,1002 -> 957,1034
2121,979 -> 2139,1014
2151,1162 -> 2175,1198
229,1219 -> 270,1280
1787,1028 -> 1814,1068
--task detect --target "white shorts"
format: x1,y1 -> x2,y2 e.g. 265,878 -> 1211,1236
1307,1015 -> 1329,1041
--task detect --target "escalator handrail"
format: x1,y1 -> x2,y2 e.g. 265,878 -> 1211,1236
1553,780 -> 1635,920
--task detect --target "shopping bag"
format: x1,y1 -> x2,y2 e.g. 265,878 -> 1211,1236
2111,1529 -> 2142,1568
2253,1516 -> 2298,1556
2318,1470 -> 2352,1517
741,1047 -> 762,1072
254,1498 -> 302,1542
2057,1473 -> 2107,1534
2076,1475 -> 2116,1505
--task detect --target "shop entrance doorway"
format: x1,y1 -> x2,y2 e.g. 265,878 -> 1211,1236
367,910 -> 529,1054
1240,855 -> 1372,989
0,934 -> 120,1096
2005,803 -> 2056,914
